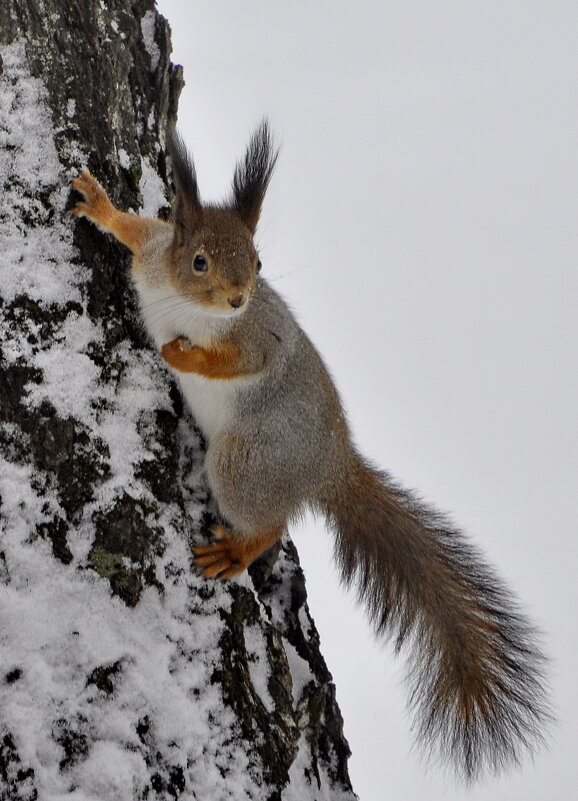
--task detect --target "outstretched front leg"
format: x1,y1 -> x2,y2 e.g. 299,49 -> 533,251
193,524 -> 283,579
72,171 -> 160,256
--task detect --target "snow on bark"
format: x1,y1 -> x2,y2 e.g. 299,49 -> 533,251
0,2 -> 356,800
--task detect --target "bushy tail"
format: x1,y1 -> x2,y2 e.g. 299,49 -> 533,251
322,456 -> 550,781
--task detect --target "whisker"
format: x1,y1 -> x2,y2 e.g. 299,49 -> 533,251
149,307 -> 210,333
174,305 -> 208,328
267,264 -> 310,282
146,302 -> 196,327
141,293 -> 190,311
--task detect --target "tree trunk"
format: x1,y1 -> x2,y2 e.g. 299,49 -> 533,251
0,2 -> 356,799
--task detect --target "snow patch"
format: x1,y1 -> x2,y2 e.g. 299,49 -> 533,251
117,147 -> 131,170
244,625 -> 275,713
284,640 -> 314,706
139,156 -> 167,216
140,11 -> 160,71
283,735 -> 356,801
0,41 -> 87,305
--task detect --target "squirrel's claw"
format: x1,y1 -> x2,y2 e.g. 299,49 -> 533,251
71,170 -> 113,228
71,202 -> 91,219
192,525 -> 246,579
161,337 -> 195,371
72,171 -> 101,202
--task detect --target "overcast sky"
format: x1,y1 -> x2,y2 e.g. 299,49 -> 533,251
156,2 -> 578,799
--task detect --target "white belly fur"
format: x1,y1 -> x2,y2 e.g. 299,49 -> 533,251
132,277 -> 246,442
176,372 -> 238,442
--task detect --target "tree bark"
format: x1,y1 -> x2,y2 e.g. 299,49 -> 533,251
0,1 -> 356,799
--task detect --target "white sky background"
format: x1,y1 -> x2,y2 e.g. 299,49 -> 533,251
155,2 -> 577,799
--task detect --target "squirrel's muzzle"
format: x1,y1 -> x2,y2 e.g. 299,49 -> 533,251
228,293 -> 246,309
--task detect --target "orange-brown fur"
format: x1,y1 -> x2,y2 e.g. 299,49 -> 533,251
193,524 -> 283,579
161,336 -> 249,379
72,172 -> 166,257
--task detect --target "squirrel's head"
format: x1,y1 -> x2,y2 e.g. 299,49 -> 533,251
167,121 -> 278,317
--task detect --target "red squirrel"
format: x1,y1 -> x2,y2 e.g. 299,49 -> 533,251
72,121 -> 550,781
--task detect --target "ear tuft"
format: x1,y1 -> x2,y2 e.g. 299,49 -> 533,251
232,119 -> 279,234
167,128 -> 202,243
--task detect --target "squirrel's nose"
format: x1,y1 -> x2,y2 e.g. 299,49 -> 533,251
228,293 -> 246,309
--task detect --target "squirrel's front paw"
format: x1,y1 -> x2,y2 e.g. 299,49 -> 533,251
72,170 -> 114,228
161,336 -> 195,370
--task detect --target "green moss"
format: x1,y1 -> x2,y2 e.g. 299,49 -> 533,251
89,547 -> 124,579
88,546 -> 144,606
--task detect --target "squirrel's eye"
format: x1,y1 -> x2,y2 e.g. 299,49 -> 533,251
256,259 -> 262,273
193,254 -> 208,273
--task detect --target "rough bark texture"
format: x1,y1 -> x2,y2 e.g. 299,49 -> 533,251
0,1 -> 356,799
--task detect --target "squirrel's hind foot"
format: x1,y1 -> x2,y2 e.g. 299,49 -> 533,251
193,524 -> 284,580
193,525 -> 248,579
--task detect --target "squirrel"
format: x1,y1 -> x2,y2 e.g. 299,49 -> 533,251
72,121 -> 550,781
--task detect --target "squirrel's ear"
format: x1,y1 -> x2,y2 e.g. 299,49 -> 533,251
232,119 -> 278,234
167,128 -> 202,244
